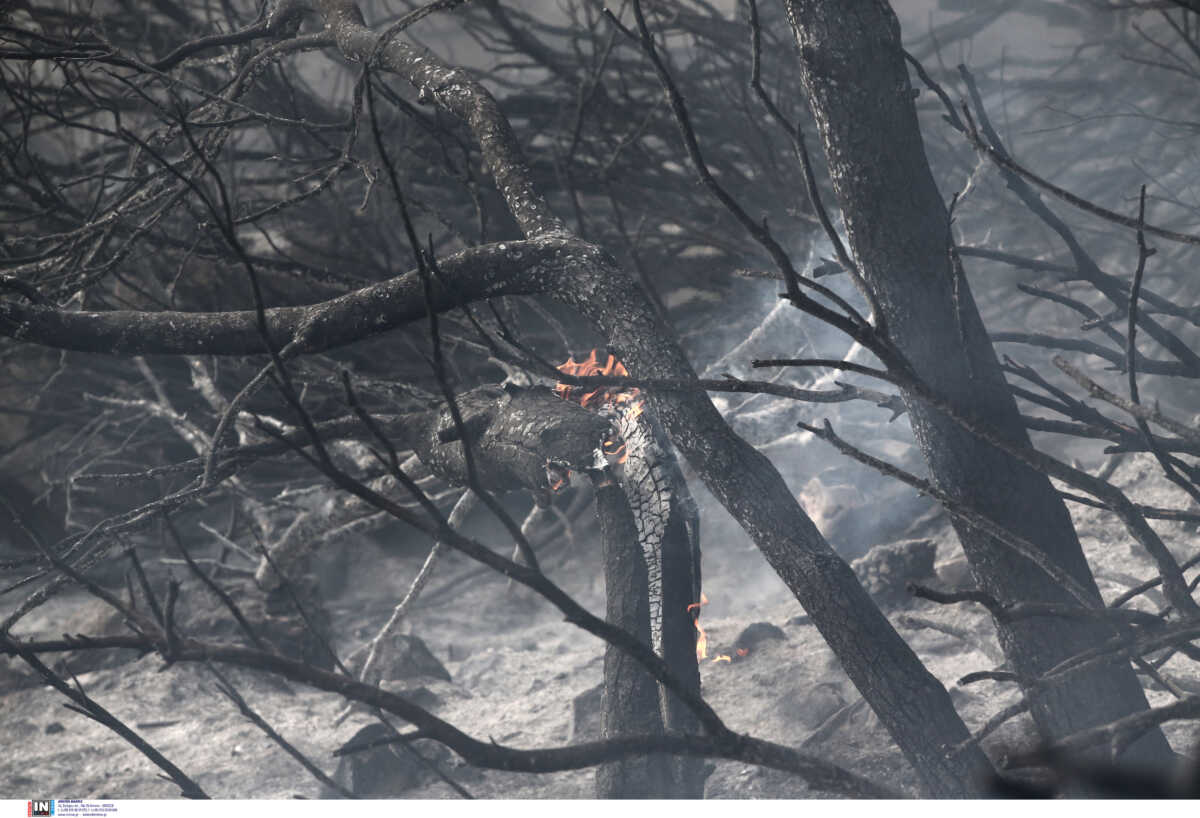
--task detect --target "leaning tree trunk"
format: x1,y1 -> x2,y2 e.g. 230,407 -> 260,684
781,0 -> 1173,764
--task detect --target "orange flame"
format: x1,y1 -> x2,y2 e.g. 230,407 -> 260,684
555,350 -> 646,465
687,592 -> 709,661
554,349 -> 639,409
711,647 -> 746,665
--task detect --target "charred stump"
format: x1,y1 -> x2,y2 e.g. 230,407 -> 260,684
591,462 -> 706,799
651,436 -> 708,798
592,469 -> 672,798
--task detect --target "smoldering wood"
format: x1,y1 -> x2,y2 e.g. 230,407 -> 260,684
644,422 -> 707,799
590,406 -> 706,798
400,383 -> 613,496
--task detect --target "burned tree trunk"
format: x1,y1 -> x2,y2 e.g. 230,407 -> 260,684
592,459 -> 705,799
592,468 -> 672,798
562,355 -> 707,798
649,426 -> 707,798
781,0 -> 1173,763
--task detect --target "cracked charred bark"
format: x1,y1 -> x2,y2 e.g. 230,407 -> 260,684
655,472 -> 706,798
781,0 -> 1173,764
592,470 -> 673,798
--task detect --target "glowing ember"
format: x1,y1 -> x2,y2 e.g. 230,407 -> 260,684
712,654 -> 732,664
687,592 -> 709,661
546,461 -> 571,493
736,648 -> 749,657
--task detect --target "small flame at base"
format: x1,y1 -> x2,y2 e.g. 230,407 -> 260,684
687,593 -> 752,666
687,592 -> 709,661
710,648 -> 746,664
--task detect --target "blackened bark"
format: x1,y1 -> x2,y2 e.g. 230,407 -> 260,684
0,239 -> 560,355
407,384 -> 613,495
592,473 -> 672,798
556,249 -> 994,797
655,455 -> 707,797
781,0 -> 1172,764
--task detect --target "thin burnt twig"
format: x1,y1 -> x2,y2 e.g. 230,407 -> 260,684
0,632 -> 208,798
208,665 -> 355,798
162,516 -> 267,652
125,547 -> 166,629
363,68 -> 541,573
1054,356 -> 1200,448
1123,187 -> 1200,505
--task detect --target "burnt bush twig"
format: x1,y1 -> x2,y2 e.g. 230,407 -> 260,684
0,630 -> 890,796
0,633 -> 208,798
208,665 -> 355,798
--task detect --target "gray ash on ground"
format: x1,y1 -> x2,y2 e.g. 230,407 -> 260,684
1,454 -> 1198,798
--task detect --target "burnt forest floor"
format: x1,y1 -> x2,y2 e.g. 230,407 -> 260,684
2,452 -> 1199,799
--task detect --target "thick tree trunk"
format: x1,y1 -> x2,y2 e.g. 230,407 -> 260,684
592,457 -> 706,798
781,0 -> 1172,764
592,472 -> 672,798
556,253 -> 994,797
655,451 -> 707,797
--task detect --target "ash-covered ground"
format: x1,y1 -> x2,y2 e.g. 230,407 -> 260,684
3,449 -> 1198,799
